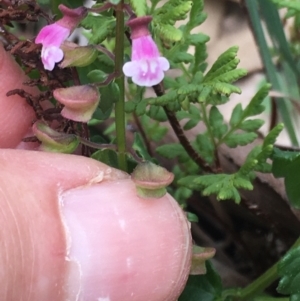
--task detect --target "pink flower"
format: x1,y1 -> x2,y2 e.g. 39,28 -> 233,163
123,16 -> 170,87
35,4 -> 87,71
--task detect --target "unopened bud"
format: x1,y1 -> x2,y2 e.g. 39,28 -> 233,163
32,121 -> 79,153
131,161 -> 174,199
60,41 -> 98,68
53,84 -> 100,122
190,246 -> 216,275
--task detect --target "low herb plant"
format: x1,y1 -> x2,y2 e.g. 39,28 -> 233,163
1,0 -> 300,300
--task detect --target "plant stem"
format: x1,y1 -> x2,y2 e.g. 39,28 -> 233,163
230,237 -> 300,301
151,84 -> 214,173
114,1 -> 127,172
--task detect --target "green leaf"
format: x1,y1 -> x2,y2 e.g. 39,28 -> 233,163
156,143 -> 185,159
154,23 -> 183,42
172,52 -> 195,64
148,90 -> 177,106
186,0 -> 206,30
179,261 -> 222,301
178,84 -> 199,95
81,15 -> 115,44
87,70 -> 107,83
263,123 -> 284,148
92,149 -> 119,169
183,119 -> 199,130
194,133 -> 215,164
272,149 -> 300,208
188,33 -> 210,46
132,133 -> 153,162
211,82 -> 242,96
205,46 -> 239,78
195,174 -> 242,203
209,106 -> 228,139
135,99 -> 148,116
243,84 -> 270,117
147,106 -> 168,122
230,103 -> 243,126
224,132 -> 257,148
128,0 -> 147,16
278,246 -> 300,295
239,119 -> 265,132
99,83 -> 119,108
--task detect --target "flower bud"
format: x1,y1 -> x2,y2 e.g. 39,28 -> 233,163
190,246 -> 216,275
32,121 -> 79,153
59,41 -> 98,68
131,161 -> 174,198
53,85 -> 100,122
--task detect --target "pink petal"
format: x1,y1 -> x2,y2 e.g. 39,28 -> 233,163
131,35 -> 160,61
41,46 -> 64,71
35,23 -> 70,48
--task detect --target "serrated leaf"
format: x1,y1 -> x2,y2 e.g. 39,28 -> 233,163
224,132 -> 257,148
205,46 -> 239,78
178,84 -> 199,95
148,90 -> 177,106
129,0 -> 147,16
213,68 -> 247,83
230,103 -> 243,126
217,186 -> 241,203
147,105 -> 168,122
206,94 -> 229,106
156,0 -> 193,23
211,82 -> 242,96
186,0 -> 206,30
155,23 -> 183,42
278,246 -> 300,295
194,133 -> 215,164
239,119 -> 264,132
243,84 -> 270,117
204,58 -> 240,82
81,15 -> 115,44
156,143 -> 186,159
233,176 -> 253,190
135,99 -> 148,116
209,106 -> 228,139
197,87 -> 212,103
188,33 -> 210,45
172,52 -> 194,64
263,123 -> 284,148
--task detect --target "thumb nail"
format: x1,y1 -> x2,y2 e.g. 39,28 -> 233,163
60,178 -> 191,301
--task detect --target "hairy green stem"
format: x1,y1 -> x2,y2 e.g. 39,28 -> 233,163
114,1 -> 127,172
228,237 -> 300,301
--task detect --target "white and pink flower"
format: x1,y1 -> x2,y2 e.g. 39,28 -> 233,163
123,16 -> 170,87
35,5 -> 87,71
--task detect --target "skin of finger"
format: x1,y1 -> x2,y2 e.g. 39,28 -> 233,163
0,149 -> 127,301
0,44 -> 37,148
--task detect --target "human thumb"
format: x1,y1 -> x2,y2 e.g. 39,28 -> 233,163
0,149 -> 192,301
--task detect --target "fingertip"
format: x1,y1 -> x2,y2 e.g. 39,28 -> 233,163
0,44 -> 36,148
